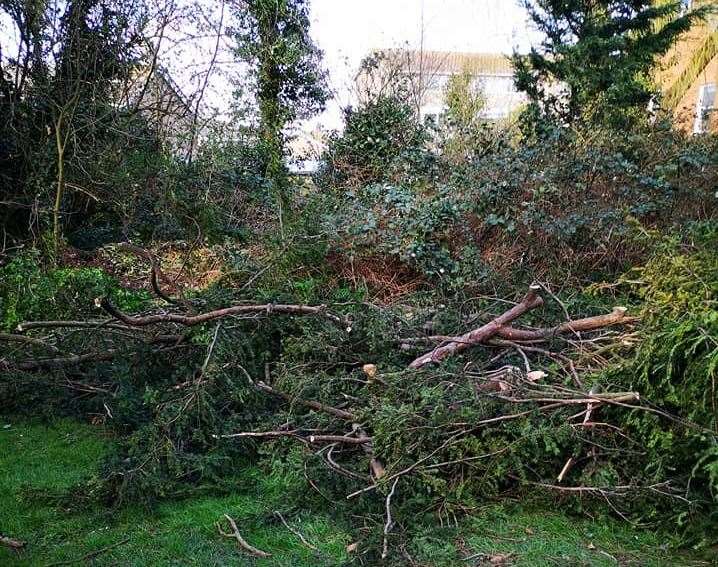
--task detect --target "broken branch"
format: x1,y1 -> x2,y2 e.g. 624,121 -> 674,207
99,297 -> 347,327
409,285 -> 544,369
217,514 -> 271,558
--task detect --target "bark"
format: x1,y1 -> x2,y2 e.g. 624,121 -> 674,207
496,306 -> 630,341
99,297 -> 346,327
408,285 -> 544,369
253,380 -> 356,421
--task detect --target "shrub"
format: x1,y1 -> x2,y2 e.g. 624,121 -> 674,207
318,96 -> 431,186
0,250 -> 151,332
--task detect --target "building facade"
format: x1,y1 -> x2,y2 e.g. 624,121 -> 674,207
657,0 -> 718,134
355,49 -> 526,122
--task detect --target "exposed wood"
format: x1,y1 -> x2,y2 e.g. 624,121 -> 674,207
217,514 -> 271,558
0,535 -> 25,550
400,307 -> 632,349
408,285 -> 544,369
496,307 -> 631,341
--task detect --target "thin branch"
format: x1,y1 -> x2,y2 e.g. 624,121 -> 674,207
217,514 -> 271,558
0,333 -> 61,354
274,511 -> 318,551
99,297 -> 347,327
382,477 -> 400,560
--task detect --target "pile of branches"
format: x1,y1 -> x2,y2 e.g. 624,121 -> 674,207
1,257 -> 709,556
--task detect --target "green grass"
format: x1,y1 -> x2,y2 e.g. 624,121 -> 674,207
0,419 -> 349,566
406,505 -> 710,566
0,419 -> 711,566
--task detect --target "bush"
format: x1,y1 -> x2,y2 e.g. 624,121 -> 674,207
601,224 -> 718,540
317,96 -> 431,186
0,250 -> 151,332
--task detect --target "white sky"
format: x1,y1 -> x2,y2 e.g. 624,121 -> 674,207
0,0 -> 536,132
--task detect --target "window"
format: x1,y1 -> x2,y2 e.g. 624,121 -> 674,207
693,83 -> 717,134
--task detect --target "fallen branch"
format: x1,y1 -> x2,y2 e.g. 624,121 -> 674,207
99,297 -> 347,327
409,285 -> 544,369
253,380 -> 356,421
117,243 -> 177,304
237,364 -> 357,422
3,350 -> 119,371
382,477 -> 400,560
0,332 -> 61,354
496,307 -> 632,341
274,511 -> 318,551
400,307 -> 632,349
16,319 -> 132,332
215,430 -> 372,445
0,535 -> 25,550
217,514 -> 271,558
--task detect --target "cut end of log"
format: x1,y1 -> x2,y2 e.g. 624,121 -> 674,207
612,306 -> 628,316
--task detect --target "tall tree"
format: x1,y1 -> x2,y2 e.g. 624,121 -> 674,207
0,0 -> 149,250
232,0 -> 328,229
513,0 -> 707,128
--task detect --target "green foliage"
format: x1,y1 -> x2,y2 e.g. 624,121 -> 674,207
441,69 -> 490,163
318,120 -> 718,289
232,0 -> 328,199
0,250 -> 150,331
322,182 -> 461,278
0,0 -> 151,244
318,96 -> 431,185
601,225 -> 718,540
513,0 -> 705,129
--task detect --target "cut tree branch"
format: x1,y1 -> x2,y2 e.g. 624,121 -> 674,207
496,307 -> 632,341
409,285 -> 544,369
99,297 -> 347,327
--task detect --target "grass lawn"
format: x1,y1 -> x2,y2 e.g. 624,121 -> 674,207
0,419 -> 711,566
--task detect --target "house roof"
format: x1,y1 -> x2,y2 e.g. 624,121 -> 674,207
377,49 -> 514,76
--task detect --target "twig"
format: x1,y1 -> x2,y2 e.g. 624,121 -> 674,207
253,380 -> 356,421
0,535 -> 25,550
217,514 -> 271,558
382,477 -> 400,560
274,511 -> 318,551
215,430 -> 371,445
557,457 -> 574,483
199,323 -> 221,375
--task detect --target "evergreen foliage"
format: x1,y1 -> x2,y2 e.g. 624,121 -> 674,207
513,0 -> 706,128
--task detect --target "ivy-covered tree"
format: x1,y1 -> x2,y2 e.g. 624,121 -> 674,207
232,0 -> 328,219
513,0 -> 707,128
